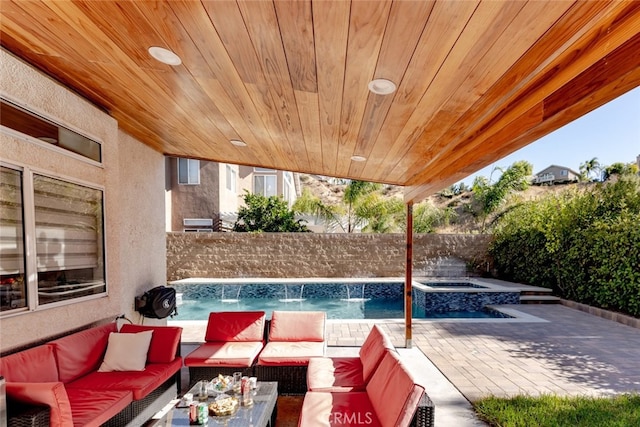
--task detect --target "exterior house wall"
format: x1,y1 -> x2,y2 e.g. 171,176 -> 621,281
218,163 -> 240,213
0,50 -> 166,352
166,233 -> 493,281
167,158 -> 220,231
237,165 -> 255,196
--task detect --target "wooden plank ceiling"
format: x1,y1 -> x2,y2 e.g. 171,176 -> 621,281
1,1 -> 639,202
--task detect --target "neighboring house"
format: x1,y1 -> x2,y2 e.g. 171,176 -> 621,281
165,158 -> 240,232
166,159 -> 297,232
533,165 -> 580,185
238,166 -> 297,207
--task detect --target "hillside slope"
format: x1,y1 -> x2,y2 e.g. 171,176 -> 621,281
297,174 -> 587,233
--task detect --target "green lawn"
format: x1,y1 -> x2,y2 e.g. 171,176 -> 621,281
473,393 -> 640,427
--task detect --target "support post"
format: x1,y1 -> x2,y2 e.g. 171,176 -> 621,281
405,201 -> 413,348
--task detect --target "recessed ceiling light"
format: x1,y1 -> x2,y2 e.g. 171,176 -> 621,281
148,47 -> 182,66
368,78 -> 397,95
351,155 -> 367,162
230,139 -> 247,147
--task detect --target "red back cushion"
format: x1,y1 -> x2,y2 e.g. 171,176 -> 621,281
366,351 -> 425,427
0,344 -> 59,382
49,323 -> 117,383
205,311 -> 265,342
359,325 -> 394,381
268,311 -> 325,342
119,324 -> 182,363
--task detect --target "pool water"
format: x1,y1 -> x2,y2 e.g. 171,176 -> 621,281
173,296 -> 511,320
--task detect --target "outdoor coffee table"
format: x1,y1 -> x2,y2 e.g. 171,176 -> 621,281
150,381 -> 278,427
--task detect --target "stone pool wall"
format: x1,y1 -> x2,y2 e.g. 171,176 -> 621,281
413,290 -> 520,313
166,233 -> 493,281
172,282 -> 404,300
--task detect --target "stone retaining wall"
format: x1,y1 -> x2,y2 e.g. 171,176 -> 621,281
166,233 -> 493,281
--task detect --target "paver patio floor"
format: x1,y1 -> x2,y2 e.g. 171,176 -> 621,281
326,304 -> 640,402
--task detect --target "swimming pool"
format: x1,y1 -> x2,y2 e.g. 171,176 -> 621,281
169,278 -> 519,320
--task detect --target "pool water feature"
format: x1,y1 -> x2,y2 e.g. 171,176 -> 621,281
169,278 -> 519,321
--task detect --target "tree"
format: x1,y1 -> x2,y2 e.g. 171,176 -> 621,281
410,201 -> 458,233
602,162 -> 638,181
293,188 -> 344,231
293,180 -> 404,233
472,160 -> 533,230
579,157 -> 602,181
233,192 -> 309,232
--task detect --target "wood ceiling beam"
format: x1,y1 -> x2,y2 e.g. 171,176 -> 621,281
405,31 -> 640,202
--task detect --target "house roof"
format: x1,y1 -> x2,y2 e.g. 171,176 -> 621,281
1,1 -> 639,202
534,165 -> 581,176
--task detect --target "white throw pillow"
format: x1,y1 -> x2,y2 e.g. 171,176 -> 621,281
98,330 -> 153,372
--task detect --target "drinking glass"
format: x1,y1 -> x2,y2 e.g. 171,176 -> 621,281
233,372 -> 242,394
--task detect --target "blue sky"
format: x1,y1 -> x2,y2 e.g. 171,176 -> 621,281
460,86 -> 640,185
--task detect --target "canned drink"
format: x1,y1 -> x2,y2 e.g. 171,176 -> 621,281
189,402 -> 199,424
198,402 -> 208,424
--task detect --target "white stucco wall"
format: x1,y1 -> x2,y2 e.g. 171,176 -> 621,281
0,50 -> 166,351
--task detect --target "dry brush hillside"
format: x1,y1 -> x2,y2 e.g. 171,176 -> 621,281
297,173 -> 587,233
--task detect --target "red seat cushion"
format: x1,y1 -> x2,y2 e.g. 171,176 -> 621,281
119,324 -> 182,364
66,358 -> 181,400
0,344 -> 58,382
298,391 -> 381,427
258,341 -> 325,366
205,311 -> 265,342
49,323 -> 117,383
65,388 -> 132,427
307,357 -> 366,392
185,342 -> 263,367
269,311 -> 325,342
359,325 -> 394,382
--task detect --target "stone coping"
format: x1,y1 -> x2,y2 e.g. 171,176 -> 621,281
561,299 -> 640,329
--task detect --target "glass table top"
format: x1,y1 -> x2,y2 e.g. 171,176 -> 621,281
154,381 -> 278,427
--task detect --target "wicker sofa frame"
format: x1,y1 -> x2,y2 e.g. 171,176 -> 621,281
412,393 -> 435,427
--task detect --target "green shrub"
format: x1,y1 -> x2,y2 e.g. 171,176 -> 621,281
490,176 -> 640,317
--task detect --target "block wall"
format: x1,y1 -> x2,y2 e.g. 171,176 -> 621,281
166,233 -> 493,281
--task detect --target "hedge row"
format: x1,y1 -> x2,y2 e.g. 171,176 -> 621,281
490,176 -> 640,317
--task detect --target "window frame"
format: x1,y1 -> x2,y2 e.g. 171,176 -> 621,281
225,165 -> 237,193
283,171 -> 294,205
0,161 -> 107,317
1,96 -> 103,167
253,174 -> 277,197
177,158 -> 200,185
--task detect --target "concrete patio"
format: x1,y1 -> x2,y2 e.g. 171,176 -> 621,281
176,289 -> 640,427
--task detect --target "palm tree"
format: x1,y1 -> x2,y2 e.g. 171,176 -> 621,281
293,180 -> 403,233
579,157 -> 601,181
293,188 -> 345,231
